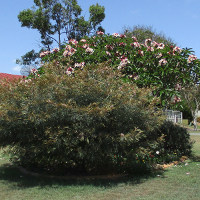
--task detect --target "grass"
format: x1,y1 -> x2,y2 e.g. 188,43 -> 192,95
0,136 -> 200,200
179,119 -> 200,132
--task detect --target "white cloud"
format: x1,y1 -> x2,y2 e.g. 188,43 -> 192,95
12,66 -> 21,73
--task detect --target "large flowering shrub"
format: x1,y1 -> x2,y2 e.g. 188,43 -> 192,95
0,62 -> 192,175
0,64 -> 165,175
37,31 -> 200,106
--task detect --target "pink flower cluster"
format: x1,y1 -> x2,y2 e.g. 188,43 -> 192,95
51,48 -> 59,53
173,96 -> 181,103
40,51 -> 51,58
112,33 -> 120,37
175,83 -> 182,91
63,45 -> 76,57
39,32 -> 199,83
97,31 -> 104,35
31,68 -> 38,74
66,62 -> 85,76
80,39 -> 87,43
85,47 -> 94,54
74,62 -> 85,69
159,58 -> 168,66
130,42 -> 140,48
66,67 -> 74,75
30,68 -> 40,78
69,39 -> 78,46
187,54 -> 197,63
173,46 -> 182,54
118,56 -> 130,70
105,44 -> 114,51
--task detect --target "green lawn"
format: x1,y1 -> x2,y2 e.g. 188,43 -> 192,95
181,119 -> 200,131
0,135 -> 200,200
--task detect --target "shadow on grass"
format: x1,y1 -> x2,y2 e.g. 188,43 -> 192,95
0,162 -> 164,189
189,154 -> 200,162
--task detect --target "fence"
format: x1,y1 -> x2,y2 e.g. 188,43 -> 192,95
164,110 -> 183,124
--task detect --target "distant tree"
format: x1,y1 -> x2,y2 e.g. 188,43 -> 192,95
16,50 -> 40,76
181,84 -> 200,131
18,0 -> 105,49
17,0 -> 105,75
122,25 -> 175,45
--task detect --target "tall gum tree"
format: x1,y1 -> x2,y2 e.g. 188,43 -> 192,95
17,0 -> 105,71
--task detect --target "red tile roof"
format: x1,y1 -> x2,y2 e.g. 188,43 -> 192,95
0,73 -> 23,81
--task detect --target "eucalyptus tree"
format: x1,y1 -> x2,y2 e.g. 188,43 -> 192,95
17,0 -> 105,71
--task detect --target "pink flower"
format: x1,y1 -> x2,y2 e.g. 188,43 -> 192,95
129,74 -> 139,80
145,39 -> 152,47
70,48 -> 76,54
69,39 -> 78,45
85,47 -> 94,54
118,57 -> 130,70
173,46 -> 182,54
147,46 -> 154,52
132,36 -> 137,41
63,50 -> 69,57
66,67 -> 74,75
138,50 -> 144,56
120,34 -> 126,38
187,54 -> 197,63
159,58 -> 168,66
39,51 -> 50,57
80,39 -> 87,43
97,31 -> 104,35
157,43 -> 165,49
130,42 -> 140,48
82,44 -> 89,49
39,52 -> 46,58
156,53 -> 162,58
152,41 -> 159,47
63,45 -> 76,57
175,83 -> 182,91
112,33 -> 120,37
105,45 -> 114,51
65,45 -> 72,51
24,79 -> 32,83
51,48 -> 59,53
119,42 -> 126,47
106,51 -> 111,56
74,62 -> 85,69
31,68 -> 38,74
173,96 -> 181,103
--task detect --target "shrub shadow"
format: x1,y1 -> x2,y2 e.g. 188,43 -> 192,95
0,163 -> 164,189
189,154 -> 200,162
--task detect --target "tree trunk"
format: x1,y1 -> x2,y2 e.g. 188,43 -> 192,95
192,109 -> 199,131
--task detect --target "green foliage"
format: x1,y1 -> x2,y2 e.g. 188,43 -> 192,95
38,33 -> 200,106
0,63 -> 166,175
180,84 -> 200,130
123,25 -> 175,45
18,0 -> 105,48
89,3 -> 105,30
17,0 -> 105,74
157,121 -> 192,162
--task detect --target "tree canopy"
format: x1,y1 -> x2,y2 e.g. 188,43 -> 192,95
122,25 -> 175,45
18,0 -> 105,49
17,0 -> 105,72
32,32 -> 200,107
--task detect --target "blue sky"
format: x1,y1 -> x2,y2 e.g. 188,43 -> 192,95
0,0 -> 200,75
